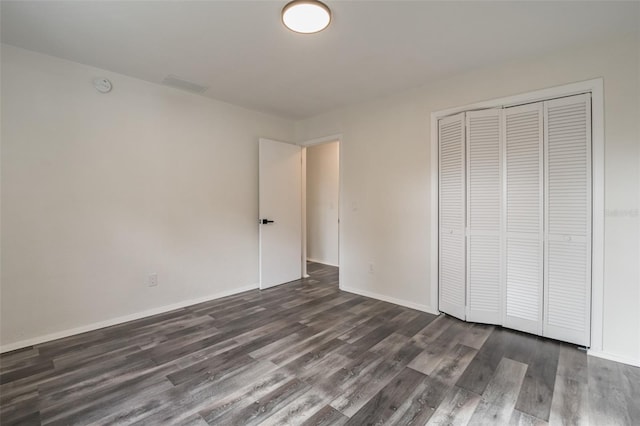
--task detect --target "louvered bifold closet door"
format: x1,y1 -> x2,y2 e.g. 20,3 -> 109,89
503,103 -> 544,335
543,94 -> 592,346
466,109 -> 502,324
439,113 -> 466,320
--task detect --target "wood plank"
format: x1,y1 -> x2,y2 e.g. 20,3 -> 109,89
41,371 -> 175,425
386,374 -> 449,424
588,355 -> 634,425
329,359 -> 404,417
398,312 -> 438,338
280,338 -> 345,376
0,408 -> 41,426
429,343 -> 478,387
129,360 -> 280,425
457,323 -> 494,350
369,332 -> 411,357
329,339 -> 423,418
345,367 -> 428,425
509,409 -> 548,425
515,338 -> 560,421
501,331 -> 540,365
314,350 -> 384,395
456,327 -> 511,395
38,358 -> 159,408
0,352 -> 45,374
300,405 -> 348,426
0,396 -> 40,426
339,325 -> 396,357
410,314 -> 454,348
408,321 -> 467,375
166,353 -> 256,386
621,363 -> 640,423
556,345 -> 588,383
468,357 -> 528,425
269,323 -> 354,366
180,413 -> 209,426
257,388 -> 332,425
295,352 -> 351,385
249,330 -> 315,360
426,386 -> 481,426
220,378 -> 311,425
548,375 -> 588,426
0,346 -> 40,367
0,360 -> 54,384
199,369 -> 294,424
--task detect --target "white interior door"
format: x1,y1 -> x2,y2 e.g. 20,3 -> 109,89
466,109 -> 502,324
259,138 -> 302,289
543,94 -> 592,346
503,103 -> 544,335
438,113 -> 466,320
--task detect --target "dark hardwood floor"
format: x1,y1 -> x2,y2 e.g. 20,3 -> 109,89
1,262 -> 638,425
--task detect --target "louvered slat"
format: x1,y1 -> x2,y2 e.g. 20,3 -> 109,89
543,94 -> 592,346
503,103 -> 543,335
439,113 -> 466,320
466,109 -> 502,324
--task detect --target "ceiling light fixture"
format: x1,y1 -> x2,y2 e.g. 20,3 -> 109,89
282,0 -> 331,34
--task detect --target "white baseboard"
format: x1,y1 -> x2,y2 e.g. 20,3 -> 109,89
340,285 -> 439,316
588,349 -> 640,368
0,284 -> 258,353
307,258 -> 339,268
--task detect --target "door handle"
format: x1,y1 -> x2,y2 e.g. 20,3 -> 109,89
260,219 -> 275,224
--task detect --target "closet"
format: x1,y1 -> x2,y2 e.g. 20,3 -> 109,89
438,93 -> 592,347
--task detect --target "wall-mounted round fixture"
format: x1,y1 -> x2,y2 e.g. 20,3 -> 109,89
282,0 -> 331,34
93,77 -> 112,93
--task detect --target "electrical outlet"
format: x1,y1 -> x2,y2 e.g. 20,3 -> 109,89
148,273 -> 158,287
368,262 -> 374,274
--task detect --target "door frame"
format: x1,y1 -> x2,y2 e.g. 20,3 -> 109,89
298,134 -> 343,279
430,78 -> 604,352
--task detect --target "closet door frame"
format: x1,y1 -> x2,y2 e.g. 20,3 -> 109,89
430,78 -> 604,352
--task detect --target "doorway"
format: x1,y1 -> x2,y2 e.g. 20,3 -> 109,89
302,139 -> 340,278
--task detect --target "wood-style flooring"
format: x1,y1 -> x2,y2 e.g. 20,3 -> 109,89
1,262 -> 638,425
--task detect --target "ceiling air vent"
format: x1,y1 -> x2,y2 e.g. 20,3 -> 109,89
161,75 -> 208,94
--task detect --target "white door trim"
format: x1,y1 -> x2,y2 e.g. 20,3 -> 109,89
299,134 -> 343,147
430,78 -> 604,351
298,134 -> 343,280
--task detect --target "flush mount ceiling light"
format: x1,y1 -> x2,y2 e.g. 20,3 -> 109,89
282,0 -> 331,34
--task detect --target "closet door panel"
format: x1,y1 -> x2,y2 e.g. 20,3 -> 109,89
543,94 -> 591,346
439,113 -> 466,320
503,103 -> 544,335
466,109 -> 502,324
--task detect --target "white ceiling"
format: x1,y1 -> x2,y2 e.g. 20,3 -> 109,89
1,1 -> 638,119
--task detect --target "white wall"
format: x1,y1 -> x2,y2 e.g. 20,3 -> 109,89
0,45 -> 295,348
2,33 -> 639,365
295,33 -> 640,364
306,141 -> 339,266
